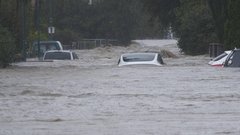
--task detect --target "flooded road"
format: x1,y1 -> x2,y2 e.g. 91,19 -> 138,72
1,40 -> 240,135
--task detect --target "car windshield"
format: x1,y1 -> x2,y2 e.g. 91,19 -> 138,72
123,53 -> 155,62
33,42 -> 61,57
212,52 -> 228,61
34,42 -> 60,51
44,52 -> 71,60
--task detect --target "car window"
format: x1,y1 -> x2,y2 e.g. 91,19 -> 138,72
33,42 -> 61,57
44,52 -> 71,60
123,54 -> 155,62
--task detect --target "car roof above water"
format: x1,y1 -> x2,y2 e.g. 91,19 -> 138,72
118,52 -> 163,66
43,50 -> 78,60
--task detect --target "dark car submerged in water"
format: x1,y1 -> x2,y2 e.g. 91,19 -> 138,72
224,49 -> 240,67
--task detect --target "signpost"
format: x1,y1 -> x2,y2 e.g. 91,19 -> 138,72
89,0 -> 93,5
48,26 -> 55,40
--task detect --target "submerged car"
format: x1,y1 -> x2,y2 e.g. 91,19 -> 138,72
118,52 -> 164,66
43,50 -> 79,61
224,49 -> 240,67
208,50 -> 231,67
31,41 -> 63,57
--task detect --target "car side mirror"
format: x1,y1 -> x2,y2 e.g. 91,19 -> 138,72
228,60 -> 232,65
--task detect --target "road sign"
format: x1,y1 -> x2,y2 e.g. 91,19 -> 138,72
48,26 -> 55,34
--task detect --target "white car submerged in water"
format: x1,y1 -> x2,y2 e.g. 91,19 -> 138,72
43,50 -> 79,61
208,50 -> 231,67
118,52 -> 164,66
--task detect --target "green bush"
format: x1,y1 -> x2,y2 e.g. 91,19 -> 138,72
176,0 -> 217,55
0,25 -> 16,68
224,0 -> 240,49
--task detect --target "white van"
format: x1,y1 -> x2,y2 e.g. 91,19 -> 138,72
32,41 -> 63,57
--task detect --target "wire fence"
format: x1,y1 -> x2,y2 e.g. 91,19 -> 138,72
63,39 -> 119,50
209,43 -> 224,57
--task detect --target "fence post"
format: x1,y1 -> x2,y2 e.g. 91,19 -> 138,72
209,43 -> 224,57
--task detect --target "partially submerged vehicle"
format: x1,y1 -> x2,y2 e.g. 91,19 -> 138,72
31,41 -> 63,57
208,50 -> 231,67
43,50 -> 79,61
118,52 -> 164,66
224,49 -> 240,67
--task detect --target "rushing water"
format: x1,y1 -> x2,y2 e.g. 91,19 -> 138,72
1,40 -> 240,135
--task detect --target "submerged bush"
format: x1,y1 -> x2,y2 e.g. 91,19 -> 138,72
0,25 -> 16,68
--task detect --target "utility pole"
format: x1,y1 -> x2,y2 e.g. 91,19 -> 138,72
35,0 -> 40,59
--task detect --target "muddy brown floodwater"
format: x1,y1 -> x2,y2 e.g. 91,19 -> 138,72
1,40 -> 240,135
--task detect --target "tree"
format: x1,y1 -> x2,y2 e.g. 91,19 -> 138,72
143,0 -> 180,27
0,25 -> 16,68
224,0 -> 240,49
0,0 -> 33,59
143,0 -> 218,55
207,0 -> 228,43
176,0 -> 217,55
44,0 -> 160,44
